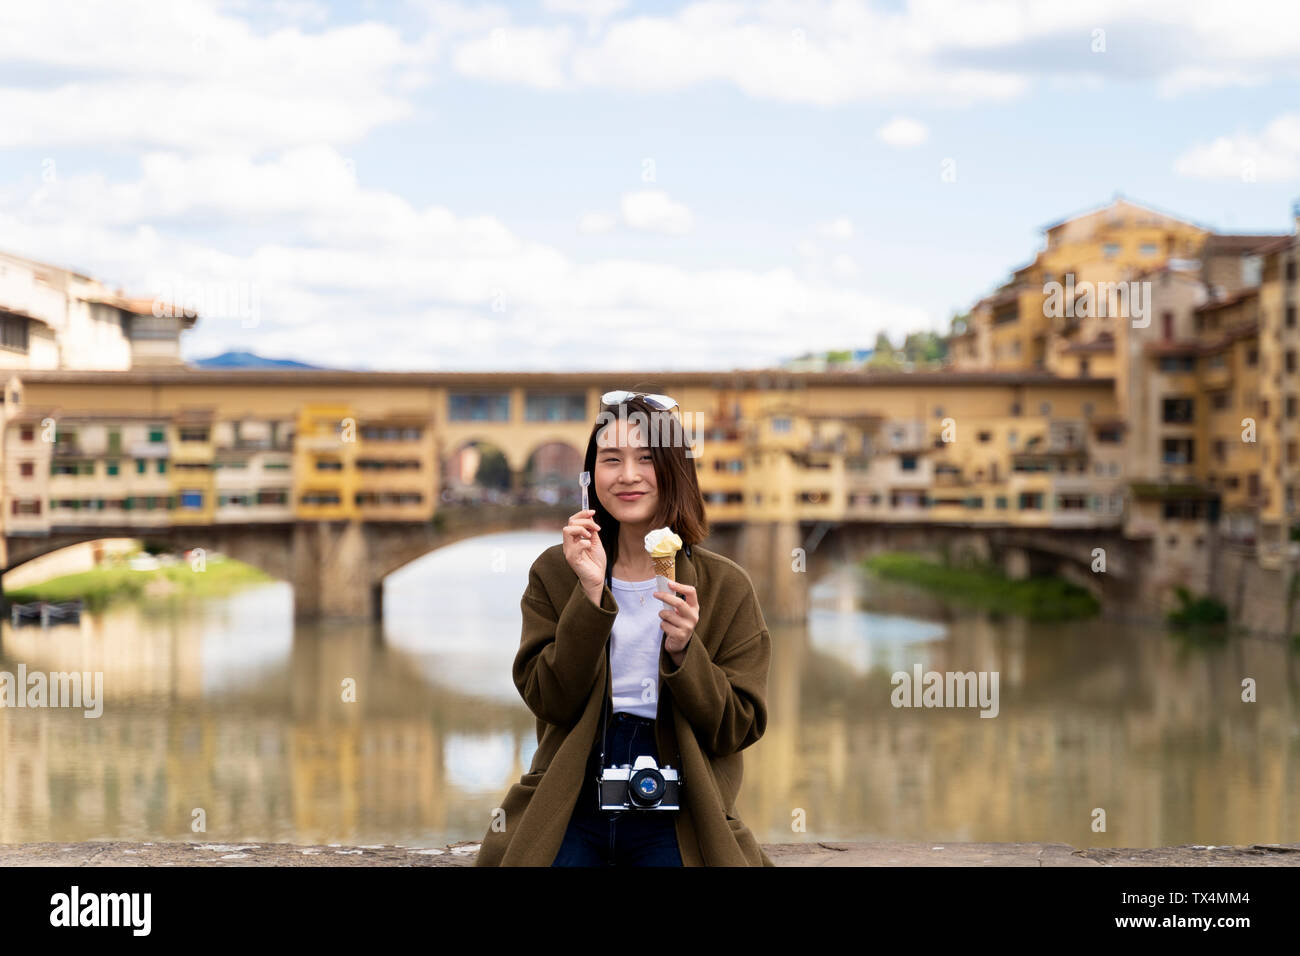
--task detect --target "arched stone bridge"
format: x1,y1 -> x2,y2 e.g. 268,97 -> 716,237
5,511 -> 1147,624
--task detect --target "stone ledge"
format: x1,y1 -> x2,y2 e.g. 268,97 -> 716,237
3,840 -> 1298,867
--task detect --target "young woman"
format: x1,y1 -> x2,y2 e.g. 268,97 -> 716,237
473,391 -> 774,867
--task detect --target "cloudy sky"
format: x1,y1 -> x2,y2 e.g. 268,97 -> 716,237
2,0 -> 1299,370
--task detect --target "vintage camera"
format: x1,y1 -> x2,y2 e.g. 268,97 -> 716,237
597,755 -> 682,811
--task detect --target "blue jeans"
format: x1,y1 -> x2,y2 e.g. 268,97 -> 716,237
551,711 -> 684,866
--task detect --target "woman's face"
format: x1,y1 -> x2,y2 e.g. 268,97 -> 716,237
594,419 -> 658,527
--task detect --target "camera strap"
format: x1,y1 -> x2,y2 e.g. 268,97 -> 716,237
597,542 -> 692,780
599,561 -> 612,775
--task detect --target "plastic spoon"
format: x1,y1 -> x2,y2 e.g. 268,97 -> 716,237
579,470 -> 590,513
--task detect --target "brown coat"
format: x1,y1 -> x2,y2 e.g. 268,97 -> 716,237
474,541 -> 774,866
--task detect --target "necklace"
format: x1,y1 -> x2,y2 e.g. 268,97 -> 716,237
613,571 -> 650,605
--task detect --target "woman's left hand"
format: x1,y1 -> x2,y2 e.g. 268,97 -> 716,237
654,582 -> 699,668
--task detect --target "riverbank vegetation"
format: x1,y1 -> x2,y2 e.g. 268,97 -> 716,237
862,552 -> 1100,621
1165,587 -> 1228,629
5,555 -> 273,610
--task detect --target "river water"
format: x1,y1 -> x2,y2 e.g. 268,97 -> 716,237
1,529 -> 1296,849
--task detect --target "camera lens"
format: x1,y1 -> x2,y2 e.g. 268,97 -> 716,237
628,767 -> 665,807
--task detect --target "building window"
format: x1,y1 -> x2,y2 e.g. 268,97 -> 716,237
1039,401 -> 1051,415
179,427 -> 209,442
899,455 -> 917,472
19,461 -> 33,477
1287,305 -> 1297,328
180,490 -> 203,509
977,431 -> 992,443
136,459 -> 146,474
1159,355 -> 1195,372
1018,492 -> 1044,510
157,459 -> 167,474
148,426 -> 166,443
1162,438 -> 1194,464
448,393 -> 510,421
19,425 -> 34,442
1103,242 -> 1121,258
0,313 -> 29,352
771,417 -> 792,433
1140,242 -> 1158,256
106,461 -> 119,476
300,492 -> 341,506
995,496 -> 1008,510
1162,397 -> 1194,423
525,392 -> 587,422
1162,499 -> 1204,520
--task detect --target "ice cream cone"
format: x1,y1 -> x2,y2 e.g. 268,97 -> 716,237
645,527 -> 683,606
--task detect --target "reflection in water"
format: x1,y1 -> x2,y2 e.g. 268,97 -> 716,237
1,530 -> 1297,849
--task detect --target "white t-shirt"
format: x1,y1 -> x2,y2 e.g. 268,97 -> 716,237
608,575 -> 665,719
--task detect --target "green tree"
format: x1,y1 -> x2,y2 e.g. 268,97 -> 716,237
902,331 -> 947,367
867,332 -> 901,369
474,444 -> 511,490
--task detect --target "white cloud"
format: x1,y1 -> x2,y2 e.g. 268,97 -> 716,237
1173,114 -> 1300,182
578,211 -> 617,234
411,0 -> 513,34
435,0 -> 1300,106
619,190 -> 694,235
452,25 -> 574,89
543,0 -> 628,20
829,254 -> 859,280
876,117 -> 928,148
816,218 -> 855,241
0,1 -> 431,152
449,0 -> 1027,105
3,149 -> 923,370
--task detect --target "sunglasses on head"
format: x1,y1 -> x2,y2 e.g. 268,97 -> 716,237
601,390 -> 679,411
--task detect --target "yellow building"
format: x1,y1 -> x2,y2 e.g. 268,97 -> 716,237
293,404 -> 359,521
170,410 -> 216,525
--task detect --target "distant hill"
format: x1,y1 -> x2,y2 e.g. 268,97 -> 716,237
193,350 -> 325,370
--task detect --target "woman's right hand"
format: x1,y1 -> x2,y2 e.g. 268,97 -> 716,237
562,508 -> 606,592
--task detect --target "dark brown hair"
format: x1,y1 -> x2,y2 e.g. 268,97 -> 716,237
583,393 -> 708,571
